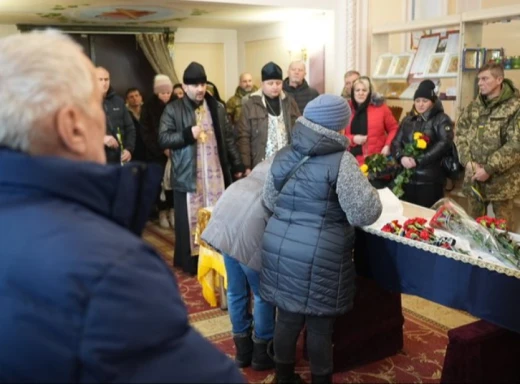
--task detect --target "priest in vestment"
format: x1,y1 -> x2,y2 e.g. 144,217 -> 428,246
159,62 -> 245,275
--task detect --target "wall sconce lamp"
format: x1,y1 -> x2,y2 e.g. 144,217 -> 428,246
288,47 -> 308,61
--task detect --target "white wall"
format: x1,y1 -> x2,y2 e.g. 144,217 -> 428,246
174,28 -> 238,100
0,24 -> 18,38
237,13 -> 337,94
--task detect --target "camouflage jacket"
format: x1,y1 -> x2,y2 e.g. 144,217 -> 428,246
455,79 -> 520,200
226,85 -> 258,125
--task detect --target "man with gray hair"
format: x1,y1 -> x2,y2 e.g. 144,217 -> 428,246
0,30 -> 244,383
282,60 -> 319,113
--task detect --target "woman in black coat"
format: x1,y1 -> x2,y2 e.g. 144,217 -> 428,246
391,80 -> 454,208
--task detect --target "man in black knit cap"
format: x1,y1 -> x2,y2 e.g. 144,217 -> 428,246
158,61 -> 245,275
237,61 -> 300,174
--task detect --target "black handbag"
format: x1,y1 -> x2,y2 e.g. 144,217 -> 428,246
441,142 -> 464,180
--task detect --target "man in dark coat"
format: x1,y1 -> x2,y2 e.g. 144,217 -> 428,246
0,30 -> 245,383
158,61 -> 245,275
261,95 -> 382,383
282,60 -> 319,113
96,66 -> 136,164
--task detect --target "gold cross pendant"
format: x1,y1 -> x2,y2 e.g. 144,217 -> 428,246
199,131 -> 208,143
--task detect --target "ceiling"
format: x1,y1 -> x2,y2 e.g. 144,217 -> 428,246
0,0 -> 329,29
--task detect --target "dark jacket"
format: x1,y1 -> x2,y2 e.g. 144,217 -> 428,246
0,148 -> 245,383
158,94 -> 245,193
282,78 -> 319,114
128,111 -> 147,163
103,88 -> 136,163
260,117 -> 382,316
391,100 -> 454,185
236,89 -> 301,169
140,94 -> 175,164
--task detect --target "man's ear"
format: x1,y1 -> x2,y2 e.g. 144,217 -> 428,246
55,106 -> 88,157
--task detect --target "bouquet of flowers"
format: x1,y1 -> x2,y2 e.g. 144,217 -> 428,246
392,132 -> 430,198
430,198 -> 519,269
476,216 -> 520,268
360,154 -> 400,180
381,217 -> 457,251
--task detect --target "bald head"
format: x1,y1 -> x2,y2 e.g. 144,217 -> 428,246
288,61 -> 306,86
95,66 -> 110,97
239,72 -> 254,92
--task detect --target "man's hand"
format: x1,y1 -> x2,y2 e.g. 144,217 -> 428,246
233,172 -> 243,179
381,145 -> 390,156
104,135 -> 119,148
191,126 -> 202,139
164,149 -> 170,157
472,167 -> 490,182
245,168 -> 252,176
401,156 -> 416,169
353,135 -> 368,145
121,149 -> 132,163
466,161 -> 480,173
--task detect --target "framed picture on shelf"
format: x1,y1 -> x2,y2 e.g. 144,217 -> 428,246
373,54 -> 395,79
388,53 -> 415,79
463,48 -> 481,71
484,48 -> 504,64
424,53 -> 447,77
444,53 -> 459,77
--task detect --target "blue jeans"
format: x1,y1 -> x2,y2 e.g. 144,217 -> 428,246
223,253 -> 274,341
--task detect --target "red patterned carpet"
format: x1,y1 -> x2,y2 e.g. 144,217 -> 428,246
143,223 -> 449,383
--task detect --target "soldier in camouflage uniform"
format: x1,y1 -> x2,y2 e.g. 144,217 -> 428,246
455,62 -> 520,228
226,72 -> 258,127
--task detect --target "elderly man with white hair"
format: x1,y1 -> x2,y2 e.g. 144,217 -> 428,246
0,30 -> 245,383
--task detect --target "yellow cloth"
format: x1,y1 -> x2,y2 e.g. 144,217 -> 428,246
195,207 -> 228,307
198,245 -> 228,307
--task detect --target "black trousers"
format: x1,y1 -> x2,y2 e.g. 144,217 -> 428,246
173,190 -> 199,276
274,308 -> 336,376
402,183 -> 444,209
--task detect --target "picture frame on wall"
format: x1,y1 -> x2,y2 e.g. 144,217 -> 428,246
462,48 -> 481,71
483,48 -> 504,64
388,53 -> 415,79
373,54 -> 395,79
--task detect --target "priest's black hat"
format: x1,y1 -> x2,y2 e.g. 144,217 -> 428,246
183,61 -> 207,85
261,62 -> 283,82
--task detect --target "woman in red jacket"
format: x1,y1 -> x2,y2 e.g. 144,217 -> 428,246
345,76 -> 399,165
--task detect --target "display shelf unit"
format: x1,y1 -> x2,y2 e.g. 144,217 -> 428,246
370,4 -> 520,215
371,15 -> 461,121
370,4 -> 520,121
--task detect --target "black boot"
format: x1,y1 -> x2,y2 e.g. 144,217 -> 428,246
233,335 -> 253,368
274,362 -> 305,384
251,339 -> 274,371
311,373 -> 332,384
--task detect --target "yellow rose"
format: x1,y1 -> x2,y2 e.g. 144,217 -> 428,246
416,139 -> 427,149
360,164 -> 369,173
413,132 -> 422,140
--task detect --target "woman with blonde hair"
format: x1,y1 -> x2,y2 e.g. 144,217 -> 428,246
345,76 -> 399,169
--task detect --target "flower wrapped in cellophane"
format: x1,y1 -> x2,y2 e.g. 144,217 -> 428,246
430,198 -> 519,269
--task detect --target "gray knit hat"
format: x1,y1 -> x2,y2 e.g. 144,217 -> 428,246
303,94 -> 351,131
